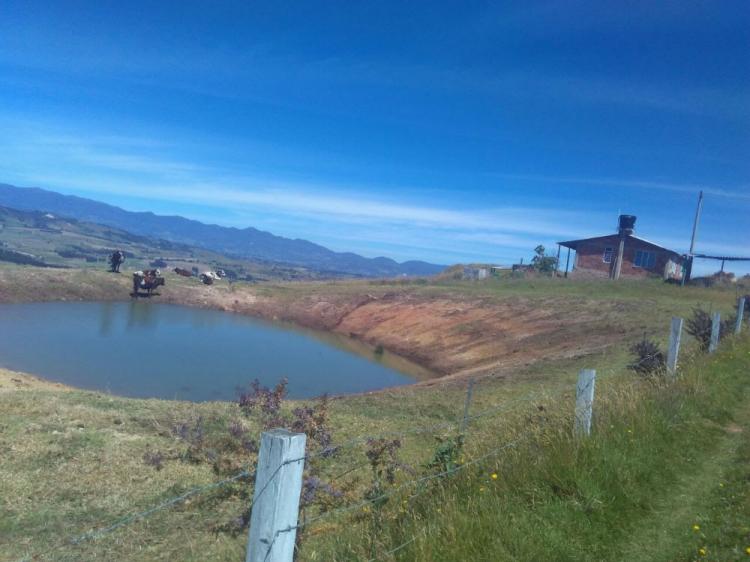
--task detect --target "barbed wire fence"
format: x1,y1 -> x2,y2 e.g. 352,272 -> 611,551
15,302 -> 746,562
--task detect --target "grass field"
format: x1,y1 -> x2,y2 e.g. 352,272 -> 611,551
0,265 -> 749,560
1,335 -> 749,560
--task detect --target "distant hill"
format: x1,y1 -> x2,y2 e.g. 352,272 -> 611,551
0,204 -> 347,281
0,183 -> 445,277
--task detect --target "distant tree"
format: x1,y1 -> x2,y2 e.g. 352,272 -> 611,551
531,245 -> 558,274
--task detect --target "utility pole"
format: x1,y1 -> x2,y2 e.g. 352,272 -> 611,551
612,234 -> 626,280
682,190 -> 704,286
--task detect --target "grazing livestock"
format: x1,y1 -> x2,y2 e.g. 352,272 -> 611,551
132,269 -> 165,297
108,250 -> 125,273
199,273 -> 214,285
174,267 -> 192,277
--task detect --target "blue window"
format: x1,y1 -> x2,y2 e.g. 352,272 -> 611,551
634,250 -> 656,269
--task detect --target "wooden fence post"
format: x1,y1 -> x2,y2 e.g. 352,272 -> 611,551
459,379 -> 475,435
574,369 -> 596,437
666,317 -> 683,376
246,429 -> 306,562
709,311 -> 721,353
736,298 -> 746,335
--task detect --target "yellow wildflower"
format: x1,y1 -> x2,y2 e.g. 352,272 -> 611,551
491,473 -> 498,480
745,546 -> 750,555
692,524 -> 700,532
699,547 -> 707,556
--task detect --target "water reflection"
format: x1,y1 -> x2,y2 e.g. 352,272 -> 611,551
125,300 -> 159,329
97,302 -> 116,336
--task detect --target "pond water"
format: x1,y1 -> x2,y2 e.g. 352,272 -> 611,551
0,302 -> 422,401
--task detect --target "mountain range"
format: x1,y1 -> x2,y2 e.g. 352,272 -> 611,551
0,183 -> 445,277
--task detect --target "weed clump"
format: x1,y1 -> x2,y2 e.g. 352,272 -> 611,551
628,337 -> 665,376
142,450 -> 164,471
686,306 -> 735,350
426,435 -> 464,474
143,377 -> 340,538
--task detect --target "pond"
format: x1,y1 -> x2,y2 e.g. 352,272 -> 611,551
0,302 -> 424,401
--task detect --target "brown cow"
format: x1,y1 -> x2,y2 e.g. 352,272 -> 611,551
132,270 -> 165,297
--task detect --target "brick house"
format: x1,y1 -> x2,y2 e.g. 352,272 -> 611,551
558,216 -> 687,281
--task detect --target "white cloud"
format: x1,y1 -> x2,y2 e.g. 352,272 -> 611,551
492,173 -> 750,202
2,122 -> 746,267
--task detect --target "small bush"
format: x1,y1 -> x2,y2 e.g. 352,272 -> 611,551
721,315 -> 736,341
142,450 -> 164,471
628,338 -> 665,376
686,307 -> 713,350
686,306 -> 736,350
148,378 -> 340,539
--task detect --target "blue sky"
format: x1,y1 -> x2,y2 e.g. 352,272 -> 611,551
0,1 -> 748,274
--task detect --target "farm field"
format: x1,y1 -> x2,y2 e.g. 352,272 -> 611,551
0,264 -> 748,560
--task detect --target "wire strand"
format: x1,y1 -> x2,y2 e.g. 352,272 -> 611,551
16,465 -> 256,562
367,534 -> 419,561
258,431 -> 532,560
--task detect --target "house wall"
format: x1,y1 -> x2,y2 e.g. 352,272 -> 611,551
572,235 -> 684,280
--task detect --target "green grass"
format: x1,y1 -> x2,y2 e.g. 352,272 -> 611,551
3,339 -> 747,561
301,339 -> 750,561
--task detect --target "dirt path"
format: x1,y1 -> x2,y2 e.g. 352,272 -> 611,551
613,387 -> 750,561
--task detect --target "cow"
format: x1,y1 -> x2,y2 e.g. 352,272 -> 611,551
199,273 -> 214,285
174,267 -> 193,277
108,250 -> 125,273
132,270 -> 165,297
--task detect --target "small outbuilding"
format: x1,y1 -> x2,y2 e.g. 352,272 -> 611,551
462,266 -> 489,280
558,215 -> 687,281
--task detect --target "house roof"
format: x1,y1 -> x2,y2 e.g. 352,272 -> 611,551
557,234 -> 682,255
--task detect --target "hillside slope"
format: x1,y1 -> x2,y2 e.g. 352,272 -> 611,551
0,183 -> 445,277
0,205 -> 332,281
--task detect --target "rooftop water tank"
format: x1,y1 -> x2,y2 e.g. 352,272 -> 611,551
618,214 -> 636,235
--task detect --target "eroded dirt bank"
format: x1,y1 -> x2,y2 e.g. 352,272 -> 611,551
0,266 -> 632,381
